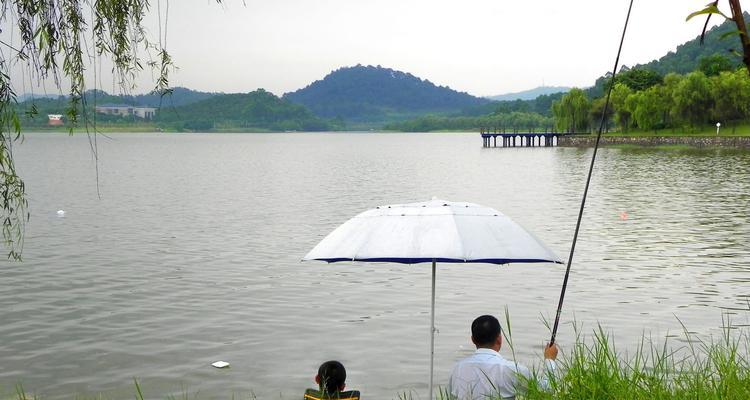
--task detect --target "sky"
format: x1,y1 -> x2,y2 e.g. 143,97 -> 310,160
7,0 -> 727,98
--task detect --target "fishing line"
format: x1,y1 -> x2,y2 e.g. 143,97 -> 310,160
550,0 -> 635,345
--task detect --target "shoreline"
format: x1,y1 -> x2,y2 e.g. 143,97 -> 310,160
559,135 -> 750,149
20,130 -> 750,149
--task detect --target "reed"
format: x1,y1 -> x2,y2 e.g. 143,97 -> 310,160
435,315 -> 750,400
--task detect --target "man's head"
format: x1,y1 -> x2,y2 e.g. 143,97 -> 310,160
315,360 -> 346,395
471,315 -> 503,350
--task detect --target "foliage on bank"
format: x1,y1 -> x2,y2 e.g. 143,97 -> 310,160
553,68 -> 750,134
383,112 -> 554,132
154,90 -> 340,132
519,323 -> 750,400
409,319 -> 750,400
18,90 -> 342,132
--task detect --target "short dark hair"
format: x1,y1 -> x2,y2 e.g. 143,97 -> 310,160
471,315 -> 502,347
318,360 -> 346,395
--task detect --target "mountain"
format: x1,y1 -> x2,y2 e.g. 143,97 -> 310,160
283,65 -> 489,123
21,87 -> 218,108
586,15 -> 749,98
634,13 -> 748,76
80,87 -> 217,108
487,86 -> 570,101
132,87 -> 218,108
155,89 -> 335,131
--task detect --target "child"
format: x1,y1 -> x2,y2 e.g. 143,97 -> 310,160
304,360 -> 360,400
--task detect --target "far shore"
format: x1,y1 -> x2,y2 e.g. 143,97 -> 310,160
20,127 -> 750,149
558,134 -> 750,149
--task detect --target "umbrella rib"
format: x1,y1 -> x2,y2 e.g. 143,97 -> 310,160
349,216 -> 377,261
448,207 -> 467,262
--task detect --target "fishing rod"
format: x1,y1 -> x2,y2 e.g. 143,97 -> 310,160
550,0 -> 635,345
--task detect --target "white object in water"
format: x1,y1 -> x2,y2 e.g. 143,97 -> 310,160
211,361 -> 230,368
57,210 -> 65,217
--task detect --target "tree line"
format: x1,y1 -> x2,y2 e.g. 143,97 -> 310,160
383,112 -> 554,132
552,66 -> 750,133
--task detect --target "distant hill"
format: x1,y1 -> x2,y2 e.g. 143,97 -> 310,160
634,13 -> 748,76
132,87 -> 218,108
155,89 -> 335,131
20,87 -> 218,108
487,86 -> 570,101
81,87 -> 217,108
283,65 -> 489,123
586,14 -> 749,98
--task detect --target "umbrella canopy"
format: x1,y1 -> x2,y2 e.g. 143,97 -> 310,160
303,199 -> 562,399
304,199 -> 561,264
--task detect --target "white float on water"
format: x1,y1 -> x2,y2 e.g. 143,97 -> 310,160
211,361 -> 229,368
57,210 -> 65,217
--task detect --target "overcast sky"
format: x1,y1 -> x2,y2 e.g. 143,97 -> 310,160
10,0 -> 727,97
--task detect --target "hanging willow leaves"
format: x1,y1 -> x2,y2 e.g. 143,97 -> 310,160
0,0 -> 220,260
688,0 -> 750,74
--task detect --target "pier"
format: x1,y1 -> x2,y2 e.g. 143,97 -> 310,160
480,127 -> 563,148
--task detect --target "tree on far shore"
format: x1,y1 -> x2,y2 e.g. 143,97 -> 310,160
552,89 -> 591,133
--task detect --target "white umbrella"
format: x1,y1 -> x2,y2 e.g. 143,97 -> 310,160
303,199 -> 562,399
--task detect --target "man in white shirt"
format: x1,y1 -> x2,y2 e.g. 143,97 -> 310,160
448,315 -> 559,400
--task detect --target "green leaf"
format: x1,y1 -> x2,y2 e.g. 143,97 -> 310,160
719,30 -> 743,41
686,5 -> 728,21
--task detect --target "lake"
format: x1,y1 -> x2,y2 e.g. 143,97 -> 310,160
1,132 -> 749,399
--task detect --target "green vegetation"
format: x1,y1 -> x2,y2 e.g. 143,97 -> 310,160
387,15 -> 750,135
16,90 -> 341,132
282,65 -> 489,123
154,90 -> 339,132
5,319 -> 748,400
462,92 -> 564,118
517,322 -> 750,400
552,89 -> 590,133
597,122 -> 750,136
0,0 -> 219,259
415,318 -> 749,400
383,112 -> 553,132
553,68 -> 750,134
629,13 -> 746,76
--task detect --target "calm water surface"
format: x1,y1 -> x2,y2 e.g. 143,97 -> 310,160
1,132 -> 749,399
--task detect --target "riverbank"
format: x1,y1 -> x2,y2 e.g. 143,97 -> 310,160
9,321 -> 749,400
559,134 -> 750,149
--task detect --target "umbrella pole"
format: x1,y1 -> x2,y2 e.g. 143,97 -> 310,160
429,259 -> 436,400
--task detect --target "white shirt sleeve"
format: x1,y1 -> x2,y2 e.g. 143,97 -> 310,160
538,359 -> 557,391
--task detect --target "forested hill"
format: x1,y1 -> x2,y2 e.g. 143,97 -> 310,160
283,65 -> 489,122
155,90 -> 335,131
634,13 -> 748,75
487,86 -> 570,101
132,87 -> 218,108
23,87 -> 218,108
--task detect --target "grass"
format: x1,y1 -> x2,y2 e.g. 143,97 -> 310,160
430,314 -> 750,400
5,317 -> 750,400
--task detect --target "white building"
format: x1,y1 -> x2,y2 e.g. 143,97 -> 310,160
47,114 -> 63,126
95,104 -> 157,120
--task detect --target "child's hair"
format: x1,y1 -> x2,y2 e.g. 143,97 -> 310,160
318,360 -> 346,395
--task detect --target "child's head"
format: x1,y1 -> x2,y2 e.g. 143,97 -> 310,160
315,360 -> 346,394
